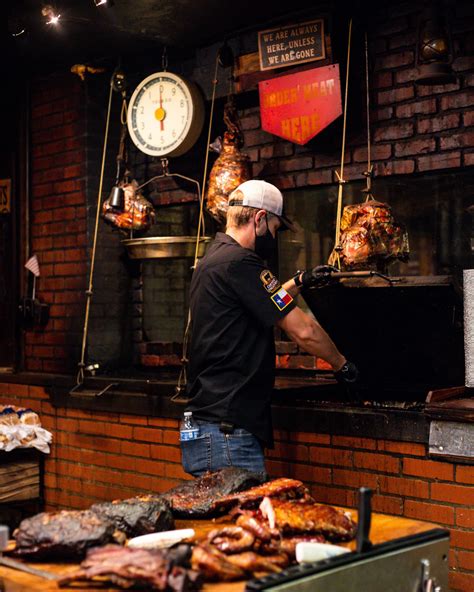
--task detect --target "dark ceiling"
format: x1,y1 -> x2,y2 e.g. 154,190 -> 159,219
8,0 -> 341,65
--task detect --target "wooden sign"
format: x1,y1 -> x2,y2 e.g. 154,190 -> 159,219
258,19 -> 325,71
259,64 -> 342,145
0,179 -> 11,214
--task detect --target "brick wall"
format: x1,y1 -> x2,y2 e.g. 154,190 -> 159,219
238,4 -> 474,188
27,75 -> 88,373
0,383 -> 472,590
24,2 -> 474,374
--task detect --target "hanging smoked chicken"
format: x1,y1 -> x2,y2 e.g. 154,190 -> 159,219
102,180 -> 155,233
206,96 -> 251,226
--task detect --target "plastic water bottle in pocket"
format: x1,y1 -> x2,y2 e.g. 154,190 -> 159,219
179,411 -> 200,441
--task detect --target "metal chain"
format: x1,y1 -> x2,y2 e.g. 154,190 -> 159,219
172,52 -> 221,402
76,77 -> 115,386
331,18 -> 352,270
363,31 -> 374,202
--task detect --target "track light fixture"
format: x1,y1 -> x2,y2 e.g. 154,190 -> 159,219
42,4 -> 61,25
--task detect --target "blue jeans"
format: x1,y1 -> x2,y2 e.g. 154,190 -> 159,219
180,421 -> 266,478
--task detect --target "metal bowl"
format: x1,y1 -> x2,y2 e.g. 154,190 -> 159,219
122,236 -> 212,259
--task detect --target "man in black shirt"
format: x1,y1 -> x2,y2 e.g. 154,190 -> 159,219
182,180 -> 357,477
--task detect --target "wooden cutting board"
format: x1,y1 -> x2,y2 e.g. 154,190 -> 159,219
0,510 -> 439,591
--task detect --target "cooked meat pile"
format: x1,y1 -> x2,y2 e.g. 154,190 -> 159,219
191,492 -> 356,581
213,477 -> 310,511
58,544 -> 201,591
12,495 -> 174,560
259,497 -> 357,541
162,467 -> 264,517
90,495 -> 174,538
12,510 -> 123,561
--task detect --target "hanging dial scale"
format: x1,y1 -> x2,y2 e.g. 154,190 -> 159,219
127,71 -> 205,157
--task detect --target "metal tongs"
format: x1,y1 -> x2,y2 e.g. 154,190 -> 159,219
0,525 -> 58,580
328,270 -> 401,285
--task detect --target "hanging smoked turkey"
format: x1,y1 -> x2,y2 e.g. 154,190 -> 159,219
206,96 -> 251,226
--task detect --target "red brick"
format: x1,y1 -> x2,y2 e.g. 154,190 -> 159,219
418,113 -> 461,134
311,485 -> 355,508
374,122 -> 414,142
403,458 -> 454,481
378,475 -> 429,498
375,107 -> 393,121
133,426 -> 163,443
405,500 -> 455,525
135,459 -> 165,476
417,82 -> 461,97
103,424 -> 133,440
463,111 -> 474,127
418,152 -> 461,171
465,152 -> 474,167
376,51 -> 414,70
310,447 -> 353,467
301,170 -> 333,185
395,138 -> 436,157
432,483 -> 474,505
352,144 -> 392,162
354,452 -> 400,473
458,549 -> 474,571
150,445 -> 181,463
451,529 -> 474,551
333,469 -> 378,489
121,441 -> 150,458
378,86 -> 415,106
371,494 -> 403,516
449,571 -> 474,592
396,98 -> 437,119
162,430 -> 180,445
120,414 -> 148,426
265,175 -> 296,190
164,463 -> 191,480
240,114 -> 260,130
440,130 -> 474,150
456,466 -> 474,485
374,71 -> 393,89
440,90 -> 474,111
332,436 -> 377,450
457,508 -> 474,529
147,417 -> 178,429
279,156 -> 313,172
244,129 -> 273,146
289,463 -> 331,484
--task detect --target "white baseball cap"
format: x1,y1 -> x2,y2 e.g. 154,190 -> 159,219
228,180 -> 296,231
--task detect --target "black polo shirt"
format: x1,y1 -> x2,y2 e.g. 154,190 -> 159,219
186,232 -> 296,446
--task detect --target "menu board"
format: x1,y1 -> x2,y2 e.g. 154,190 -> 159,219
258,19 -> 325,71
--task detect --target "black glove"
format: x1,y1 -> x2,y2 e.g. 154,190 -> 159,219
334,360 -> 359,384
297,265 -> 339,289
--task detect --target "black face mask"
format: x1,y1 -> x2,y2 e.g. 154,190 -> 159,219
254,214 -> 277,261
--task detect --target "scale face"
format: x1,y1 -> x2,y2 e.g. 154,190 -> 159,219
127,71 -> 204,157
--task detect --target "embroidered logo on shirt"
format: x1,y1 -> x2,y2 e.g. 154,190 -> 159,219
260,269 -> 280,293
271,288 -> 293,310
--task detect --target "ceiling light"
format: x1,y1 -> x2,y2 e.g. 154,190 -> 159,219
42,5 -> 61,26
94,0 -> 108,5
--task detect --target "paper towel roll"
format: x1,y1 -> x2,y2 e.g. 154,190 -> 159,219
464,269 -> 474,388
